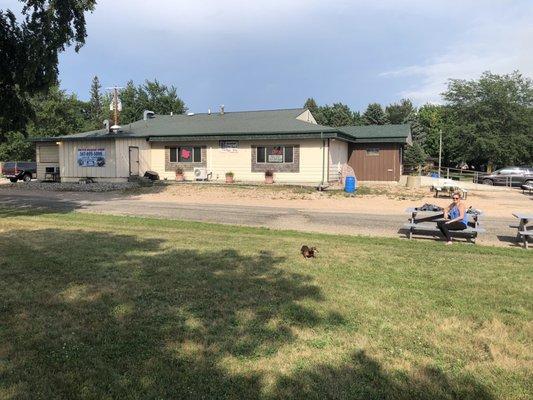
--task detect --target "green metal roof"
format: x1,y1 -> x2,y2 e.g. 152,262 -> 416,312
33,109 -> 337,142
31,108 -> 411,144
337,124 -> 412,144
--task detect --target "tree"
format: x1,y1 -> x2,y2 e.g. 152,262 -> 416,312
442,71 -> 533,168
362,103 -> 388,125
89,76 -> 103,129
303,98 -> 318,115
0,131 -> 34,161
25,86 -> 89,139
0,1 -> 96,137
403,142 -> 427,168
417,104 -> 445,158
385,99 -> 414,124
113,80 -> 187,125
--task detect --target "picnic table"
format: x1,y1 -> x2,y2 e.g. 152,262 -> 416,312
430,178 -> 468,199
403,207 -> 484,243
512,213 -> 533,249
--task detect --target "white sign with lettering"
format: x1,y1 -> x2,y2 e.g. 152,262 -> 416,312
219,141 -> 239,152
77,148 -> 106,167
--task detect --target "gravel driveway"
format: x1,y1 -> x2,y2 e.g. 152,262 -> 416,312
0,188 -> 523,247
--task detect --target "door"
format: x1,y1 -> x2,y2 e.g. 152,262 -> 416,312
129,146 -> 139,176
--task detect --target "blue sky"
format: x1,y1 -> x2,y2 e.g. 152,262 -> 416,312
5,0 -> 533,113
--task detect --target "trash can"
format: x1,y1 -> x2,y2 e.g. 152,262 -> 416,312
345,176 -> 357,193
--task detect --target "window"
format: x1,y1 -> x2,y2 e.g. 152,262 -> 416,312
170,146 -> 202,163
366,148 -> 380,156
256,146 -> 294,163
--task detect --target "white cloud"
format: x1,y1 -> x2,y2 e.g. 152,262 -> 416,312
380,7 -> 533,104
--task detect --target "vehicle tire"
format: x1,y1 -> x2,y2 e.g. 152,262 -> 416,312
482,179 -> 493,185
9,178 -> 17,183
22,173 -> 32,182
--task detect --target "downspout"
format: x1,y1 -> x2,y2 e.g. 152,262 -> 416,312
320,132 -> 325,188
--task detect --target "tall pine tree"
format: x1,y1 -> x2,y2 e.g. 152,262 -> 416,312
89,76 -> 103,129
362,103 -> 388,125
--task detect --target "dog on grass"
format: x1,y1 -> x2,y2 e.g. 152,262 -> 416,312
300,245 -> 318,259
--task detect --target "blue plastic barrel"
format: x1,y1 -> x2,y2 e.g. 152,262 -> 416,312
345,176 -> 357,193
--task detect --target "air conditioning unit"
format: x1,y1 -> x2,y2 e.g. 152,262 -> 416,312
194,167 -> 208,181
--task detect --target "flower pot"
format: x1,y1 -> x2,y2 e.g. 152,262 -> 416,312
265,176 -> 274,184
225,175 -> 234,184
175,173 -> 184,182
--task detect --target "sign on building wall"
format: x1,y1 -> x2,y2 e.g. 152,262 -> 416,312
77,148 -> 106,167
219,140 -> 239,152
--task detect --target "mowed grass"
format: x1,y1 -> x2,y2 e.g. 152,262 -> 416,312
0,209 -> 531,400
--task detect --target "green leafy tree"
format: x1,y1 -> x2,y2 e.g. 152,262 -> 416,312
385,99 -> 414,124
113,80 -> 187,125
0,0 -> 96,137
25,86 -> 89,139
362,103 -> 388,125
417,104 -> 445,158
442,71 -> 533,168
313,103 -> 360,127
0,131 -> 34,161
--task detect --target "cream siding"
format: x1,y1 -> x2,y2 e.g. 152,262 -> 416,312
150,139 -> 329,183
296,110 -> 317,124
36,143 -> 60,180
328,139 -> 348,182
114,138 -> 151,177
59,139 -> 117,180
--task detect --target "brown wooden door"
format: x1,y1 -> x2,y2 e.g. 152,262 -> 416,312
348,143 -> 400,181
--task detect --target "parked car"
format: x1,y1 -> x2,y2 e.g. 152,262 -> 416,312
475,166 -> 533,186
1,161 -> 37,182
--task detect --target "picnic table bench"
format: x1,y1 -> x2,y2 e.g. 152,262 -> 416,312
431,184 -> 468,199
521,184 -> 533,195
402,207 -> 484,243
512,213 -> 533,249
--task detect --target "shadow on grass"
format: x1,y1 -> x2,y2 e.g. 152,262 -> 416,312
0,228 -> 494,399
272,350 -> 494,400
0,195 -> 84,217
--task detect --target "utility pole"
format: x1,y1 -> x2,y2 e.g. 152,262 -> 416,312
438,129 -> 442,177
106,86 -> 123,132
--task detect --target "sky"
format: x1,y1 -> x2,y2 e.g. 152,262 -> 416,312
4,0 -> 533,113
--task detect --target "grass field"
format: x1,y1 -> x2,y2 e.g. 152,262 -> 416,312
0,209 -> 531,399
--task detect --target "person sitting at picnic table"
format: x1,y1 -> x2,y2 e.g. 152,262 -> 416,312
437,191 -> 468,245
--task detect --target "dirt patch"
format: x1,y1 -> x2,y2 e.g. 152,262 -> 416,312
126,182 -> 530,218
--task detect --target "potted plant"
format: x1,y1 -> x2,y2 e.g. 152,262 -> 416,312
264,169 -> 274,184
175,166 -> 184,181
225,171 -> 234,183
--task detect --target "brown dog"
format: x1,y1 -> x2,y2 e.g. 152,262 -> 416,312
300,245 -> 318,259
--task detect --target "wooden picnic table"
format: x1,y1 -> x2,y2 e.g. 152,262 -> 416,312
512,213 -> 533,249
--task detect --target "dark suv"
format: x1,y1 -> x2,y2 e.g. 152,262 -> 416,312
476,166 -> 533,186
1,161 -> 37,182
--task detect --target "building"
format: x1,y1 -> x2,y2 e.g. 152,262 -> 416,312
33,108 -> 411,184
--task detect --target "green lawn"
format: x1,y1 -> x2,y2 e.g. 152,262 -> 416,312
0,209 -> 531,399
